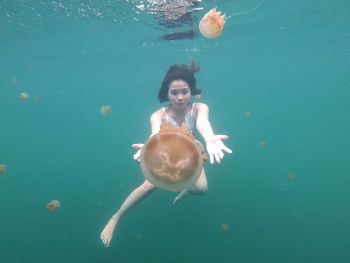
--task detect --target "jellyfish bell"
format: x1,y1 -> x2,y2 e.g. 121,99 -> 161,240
221,223 -> 230,232
288,172 -> 296,182
0,164 -> 6,175
259,140 -> 268,148
199,4 -> 261,39
140,123 -> 206,192
47,200 -> 60,211
19,92 -> 29,100
199,8 -> 226,38
100,105 -> 112,115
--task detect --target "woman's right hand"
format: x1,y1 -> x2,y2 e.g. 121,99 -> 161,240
205,135 -> 232,164
132,143 -> 144,161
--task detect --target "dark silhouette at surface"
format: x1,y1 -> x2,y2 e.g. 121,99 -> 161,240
145,0 -> 202,40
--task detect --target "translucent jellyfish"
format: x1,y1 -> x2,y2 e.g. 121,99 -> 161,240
19,92 -> 29,100
47,200 -> 60,211
221,223 -> 229,232
199,8 -> 225,38
100,105 -> 112,115
140,123 -> 207,192
244,111 -> 251,117
259,140 -> 268,148
199,4 -> 261,39
288,172 -> 296,182
0,164 -> 6,175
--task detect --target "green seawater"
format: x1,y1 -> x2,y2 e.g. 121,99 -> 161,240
1,0 -> 350,262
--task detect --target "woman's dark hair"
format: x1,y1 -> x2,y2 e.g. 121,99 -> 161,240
158,62 -> 201,102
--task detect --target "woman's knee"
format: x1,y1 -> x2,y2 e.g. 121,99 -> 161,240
193,169 -> 208,194
192,182 -> 208,194
140,180 -> 155,193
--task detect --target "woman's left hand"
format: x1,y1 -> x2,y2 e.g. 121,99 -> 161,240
206,135 -> 232,164
132,143 -> 144,161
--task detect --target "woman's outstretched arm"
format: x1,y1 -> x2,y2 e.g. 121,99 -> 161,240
195,103 -> 232,164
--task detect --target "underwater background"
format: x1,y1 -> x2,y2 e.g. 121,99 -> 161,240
1,0 -> 350,262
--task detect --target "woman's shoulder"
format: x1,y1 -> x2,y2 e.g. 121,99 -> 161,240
193,102 -> 209,112
150,107 -> 166,120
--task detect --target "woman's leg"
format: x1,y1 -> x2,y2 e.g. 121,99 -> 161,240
173,168 -> 208,205
100,180 -> 155,247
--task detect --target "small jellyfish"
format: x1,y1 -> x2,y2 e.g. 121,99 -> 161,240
0,164 -> 6,175
288,172 -> 296,182
259,140 -> 268,148
100,105 -> 112,115
199,8 -> 225,38
221,223 -> 229,232
244,111 -> 251,117
47,200 -> 60,211
20,92 -> 29,100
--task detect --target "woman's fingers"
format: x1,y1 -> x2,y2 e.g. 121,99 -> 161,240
216,134 -> 229,141
132,144 -> 144,161
222,145 -> 232,154
209,151 -> 223,164
132,143 -> 144,150
133,150 -> 141,161
215,135 -> 232,154
218,149 -> 224,159
209,154 -> 214,164
214,152 -> 221,163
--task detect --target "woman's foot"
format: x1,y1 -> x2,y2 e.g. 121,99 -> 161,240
100,215 -> 119,247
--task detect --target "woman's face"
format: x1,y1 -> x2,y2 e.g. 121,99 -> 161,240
168,80 -> 191,110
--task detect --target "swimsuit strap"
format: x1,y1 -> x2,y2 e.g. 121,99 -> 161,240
162,107 -> 177,127
191,102 -> 196,111
162,103 -> 197,133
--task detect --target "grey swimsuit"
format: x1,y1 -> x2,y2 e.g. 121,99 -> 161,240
162,103 -> 197,134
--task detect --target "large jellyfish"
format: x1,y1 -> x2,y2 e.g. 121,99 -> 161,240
140,123 -> 207,192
